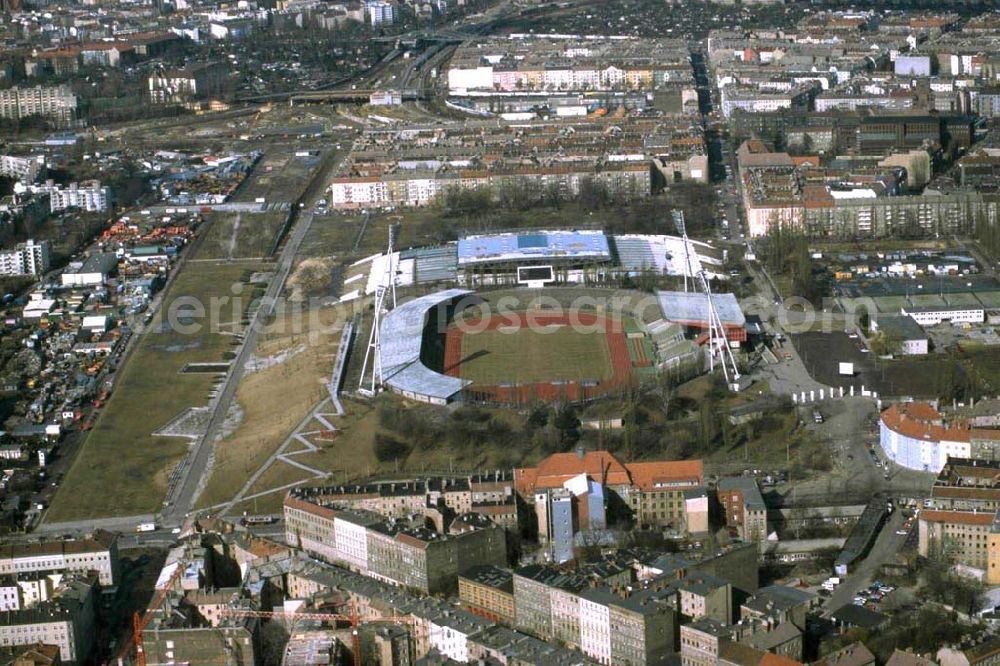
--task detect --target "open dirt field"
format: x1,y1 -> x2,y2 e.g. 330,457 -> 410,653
194,211 -> 290,260
194,305 -> 344,509
47,261 -> 269,521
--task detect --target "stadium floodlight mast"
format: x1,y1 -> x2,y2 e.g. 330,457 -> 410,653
671,210 -> 695,293
358,225 -> 399,397
697,269 -> 741,390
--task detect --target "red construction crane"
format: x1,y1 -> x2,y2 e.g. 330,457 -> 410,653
221,602 -> 415,666
114,559 -> 186,666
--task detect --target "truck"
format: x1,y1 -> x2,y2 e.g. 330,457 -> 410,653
136,523 -> 157,533
822,577 -> 841,591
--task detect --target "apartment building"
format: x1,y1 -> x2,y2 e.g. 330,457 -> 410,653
0,239 -> 50,277
0,155 -> 44,183
932,458 -> 1000,510
939,635 -> 1000,666
515,450 -> 705,545
142,626 -> 257,666
740,585 -> 815,631
447,36 -> 693,94
717,477 -> 768,544
511,562 -> 687,665
918,508 -> 1000,582
327,120 -> 673,210
329,162 -> 651,209
148,62 -> 228,104
1,572 -> 71,610
0,531 -> 119,587
512,563 -> 631,643
27,181 -> 110,213
458,564 -> 514,625
815,91 -> 916,112
284,493 -> 506,594
681,617 -> 733,666
720,85 -> 813,118
735,139 -> 999,237
0,575 -> 96,665
576,585 -> 677,666
365,0 -> 395,26
287,473 -> 517,530
0,86 -> 77,125
678,572 -> 733,623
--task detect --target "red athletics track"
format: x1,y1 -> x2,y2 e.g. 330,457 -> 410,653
442,312 -> 634,404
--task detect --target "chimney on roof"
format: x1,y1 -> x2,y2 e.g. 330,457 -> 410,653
576,445 -> 586,460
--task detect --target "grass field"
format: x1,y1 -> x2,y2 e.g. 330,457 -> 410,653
455,325 -> 613,384
194,211 -> 289,260
46,260 -> 269,522
194,305 -> 343,509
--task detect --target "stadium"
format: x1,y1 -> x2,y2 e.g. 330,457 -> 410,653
340,229 -> 727,302
371,286 -> 745,406
349,228 -> 746,406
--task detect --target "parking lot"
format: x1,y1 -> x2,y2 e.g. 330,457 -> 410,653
792,331 -> 971,398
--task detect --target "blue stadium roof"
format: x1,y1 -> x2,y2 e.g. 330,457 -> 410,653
457,230 -> 611,266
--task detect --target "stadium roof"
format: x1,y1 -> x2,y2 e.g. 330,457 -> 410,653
457,230 -> 611,266
656,290 -> 746,328
379,289 -> 473,402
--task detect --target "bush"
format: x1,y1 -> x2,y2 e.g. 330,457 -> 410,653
373,433 -> 410,462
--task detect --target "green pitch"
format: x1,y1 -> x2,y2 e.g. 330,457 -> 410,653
455,325 -> 614,385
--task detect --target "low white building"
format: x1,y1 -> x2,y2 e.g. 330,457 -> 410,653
328,178 -> 389,208
60,252 -> 118,287
871,314 -> 929,355
900,304 -> 984,326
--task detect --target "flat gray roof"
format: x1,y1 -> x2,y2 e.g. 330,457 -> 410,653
379,289 -> 472,401
875,314 -> 926,341
657,290 -> 746,327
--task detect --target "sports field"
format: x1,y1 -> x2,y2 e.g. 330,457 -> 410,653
443,311 -> 636,403
455,324 -> 614,385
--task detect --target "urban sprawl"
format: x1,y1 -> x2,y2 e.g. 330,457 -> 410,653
9,2 -> 1000,666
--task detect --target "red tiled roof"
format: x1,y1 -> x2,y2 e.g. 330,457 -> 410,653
284,495 -> 338,521
514,451 -> 702,494
880,402 -> 972,443
627,460 -> 703,491
920,509 -> 995,525
932,486 -> 1000,501
762,654 -> 804,666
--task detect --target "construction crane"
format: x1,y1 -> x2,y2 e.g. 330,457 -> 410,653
220,603 -> 415,666
114,558 -> 186,666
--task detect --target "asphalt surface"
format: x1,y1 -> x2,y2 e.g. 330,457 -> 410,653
823,509 -> 910,614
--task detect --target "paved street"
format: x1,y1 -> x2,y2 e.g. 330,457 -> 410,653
823,509 -> 910,614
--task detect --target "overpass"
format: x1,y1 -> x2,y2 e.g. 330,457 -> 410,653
135,201 -> 291,215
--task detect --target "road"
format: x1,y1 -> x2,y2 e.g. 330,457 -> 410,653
27,516 -> 288,548
823,509 -> 910,614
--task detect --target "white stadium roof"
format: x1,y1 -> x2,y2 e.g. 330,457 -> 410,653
379,289 -> 473,402
656,290 -> 746,328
